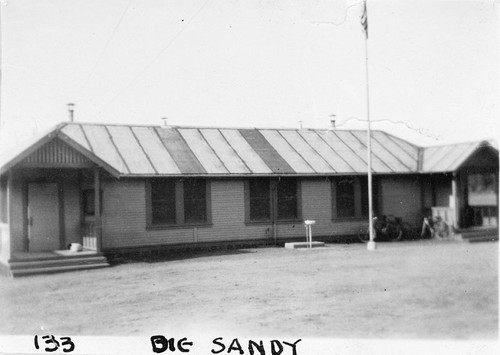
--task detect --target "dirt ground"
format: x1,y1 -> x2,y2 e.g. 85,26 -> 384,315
0,240 -> 497,339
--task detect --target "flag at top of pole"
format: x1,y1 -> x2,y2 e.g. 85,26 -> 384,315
361,1 -> 368,38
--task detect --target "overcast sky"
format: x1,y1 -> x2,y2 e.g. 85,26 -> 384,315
1,0 -> 498,148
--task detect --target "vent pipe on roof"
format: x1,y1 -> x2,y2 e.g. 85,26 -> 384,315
298,121 -> 303,130
161,117 -> 169,127
67,103 -> 75,122
328,114 -> 336,130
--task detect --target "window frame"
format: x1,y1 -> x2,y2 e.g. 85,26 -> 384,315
150,179 -> 177,225
82,188 -> 103,216
146,178 -> 211,229
331,176 -> 378,220
245,178 -> 302,224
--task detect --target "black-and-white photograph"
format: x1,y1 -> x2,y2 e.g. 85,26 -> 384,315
0,1 -> 498,354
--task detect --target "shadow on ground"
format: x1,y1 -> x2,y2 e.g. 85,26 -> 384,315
107,246 -> 262,265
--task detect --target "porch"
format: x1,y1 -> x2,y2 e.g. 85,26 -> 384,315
4,248 -> 109,277
0,134 -> 112,276
432,206 -> 498,242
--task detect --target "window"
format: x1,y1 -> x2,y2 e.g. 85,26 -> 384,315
333,176 -> 378,219
246,178 -> 300,222
151,180 -> 176,224
249,179 -> 271,221
148,178 -> 210,227
336,178 -> 355,218
183,179 -> 207,223
277,178 -> 298,220
82,189 -> 103,216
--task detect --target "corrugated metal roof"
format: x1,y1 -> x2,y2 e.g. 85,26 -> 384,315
0,122 -> 496,177
420,141 -> 497,172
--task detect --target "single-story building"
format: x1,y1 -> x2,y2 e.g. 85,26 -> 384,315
0,122 -> 498,276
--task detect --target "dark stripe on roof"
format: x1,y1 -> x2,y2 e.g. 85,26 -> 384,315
155,127 -> 206,174
239,129 -> 294,174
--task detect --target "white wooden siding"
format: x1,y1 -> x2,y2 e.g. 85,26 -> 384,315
100,178 -> 380,248
102,179 -> 273,248
380,176 -> 422,226
301,178 -> 367,237
198,180 -> 271,242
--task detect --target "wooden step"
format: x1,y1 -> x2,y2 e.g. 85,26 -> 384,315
459,228 -> 498,242
11,262 -> 109,277
467,235 -> 499,243
11,251 -> 104,262
9,256 -> 108,270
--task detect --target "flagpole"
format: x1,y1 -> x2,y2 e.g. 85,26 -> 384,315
362,1 -> 376,250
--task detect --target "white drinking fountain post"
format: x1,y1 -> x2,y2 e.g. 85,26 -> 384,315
304,220 -> 316,248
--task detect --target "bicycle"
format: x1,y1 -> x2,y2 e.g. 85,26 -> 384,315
420,216 -> 450,239
358,215 -> 408,242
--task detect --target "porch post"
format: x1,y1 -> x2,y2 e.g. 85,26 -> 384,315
451,172 -> 459,231
94,168 -> 102,253
0,172 -> 13,263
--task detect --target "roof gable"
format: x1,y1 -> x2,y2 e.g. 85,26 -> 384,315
421,141 -> 498,173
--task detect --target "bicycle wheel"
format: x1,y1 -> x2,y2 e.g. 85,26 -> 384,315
386,223 -> 403,241
358,227 -> 370,243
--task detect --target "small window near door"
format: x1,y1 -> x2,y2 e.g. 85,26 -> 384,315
83,189 -> 103,215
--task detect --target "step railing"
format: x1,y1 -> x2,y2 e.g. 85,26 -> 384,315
81,221 -> 97,250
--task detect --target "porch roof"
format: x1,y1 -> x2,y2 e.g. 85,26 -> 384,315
421,140 -> 498,173
0,122 -> 497,177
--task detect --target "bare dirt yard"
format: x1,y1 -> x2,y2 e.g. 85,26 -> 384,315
0,240 -> 497,339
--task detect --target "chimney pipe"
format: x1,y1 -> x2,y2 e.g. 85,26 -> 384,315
161,117 -> 169,127
329,114 -> 336,130
298,120 -> 303,130
67,103 -> 75,122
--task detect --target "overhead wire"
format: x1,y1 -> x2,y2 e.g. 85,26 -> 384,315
95,0 -> 212,116
311,0 -> 365,27
333,116 -> 443,140
75,0 -> 134,100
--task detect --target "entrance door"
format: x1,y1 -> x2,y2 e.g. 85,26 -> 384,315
28,183 -> 60,252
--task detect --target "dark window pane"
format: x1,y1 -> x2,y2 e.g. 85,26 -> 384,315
83,189 -> 103,216
249,179 -> 271,221
184,179 -> 207,223
151,180 -> 176,224
336,178 -> 355,217
277,178 -> 298,220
